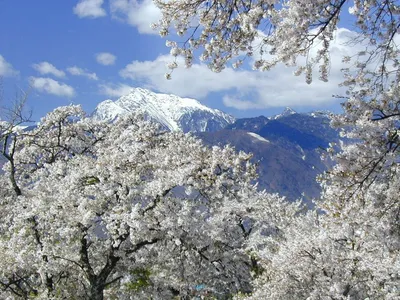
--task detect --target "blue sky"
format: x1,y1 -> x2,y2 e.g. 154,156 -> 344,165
0,0 -> 356,121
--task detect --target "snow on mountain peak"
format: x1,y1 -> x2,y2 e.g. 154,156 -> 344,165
272,107 -> 297,119
282,107 -> 296,115
93,88 -> 235,133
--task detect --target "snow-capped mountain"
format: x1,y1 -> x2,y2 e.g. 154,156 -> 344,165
92,88 -> 235,133
271,107 -> 297,119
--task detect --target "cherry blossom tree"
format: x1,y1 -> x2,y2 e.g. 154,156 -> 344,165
240,128 -> 400,298
0,105 -> 300,299
153,0 -> 400,298
154,0 -> 399,83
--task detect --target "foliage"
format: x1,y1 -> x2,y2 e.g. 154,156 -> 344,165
0,106 -> 300,299
124,268 -> 152,292
153,0 -> 400,298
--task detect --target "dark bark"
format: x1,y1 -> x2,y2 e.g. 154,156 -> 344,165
88,280 -> 105,300
87,254 -> 121,300
79,225 -> 124,300
2,134 -> 22,196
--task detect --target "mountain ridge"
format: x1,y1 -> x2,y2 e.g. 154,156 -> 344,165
92,90 -> 339,203
0,90 -> 340,205
92,88 -> 235,133
198,108 -> 340,204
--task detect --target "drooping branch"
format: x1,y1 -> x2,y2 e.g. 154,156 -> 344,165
126,238 -> 160,255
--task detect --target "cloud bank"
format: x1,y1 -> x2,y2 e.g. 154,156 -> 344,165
67,66 -> 98,80
32,62 -> 65,78
73,0 -> 107,18
0,55 -> 18,77
95,52 -> 117,66
109,0 -> 161,34
99,83 -> 134,97
29,77 -> 75,98
117,28 -> 361,110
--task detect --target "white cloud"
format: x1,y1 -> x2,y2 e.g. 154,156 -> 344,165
29,77 -> 75,98
119,28 -> 363,110
67,66 -> 98,80
73,0 -> 106,18
32,62 -> 65,78
95,52 -> 117,66
98,83 -> 134,97
0,55 -> 18,77
109,0 -> 161,34
222,96 -> 264,110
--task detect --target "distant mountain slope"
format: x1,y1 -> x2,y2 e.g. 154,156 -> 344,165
92,88 -> 235,133
227,116 -> 269,132
271,112 -> 336,144
258,120 -> 328,150
198,109 -> 340,204
228,110 -> 335,150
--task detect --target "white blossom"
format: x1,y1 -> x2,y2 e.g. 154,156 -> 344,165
0,106 -> 295,298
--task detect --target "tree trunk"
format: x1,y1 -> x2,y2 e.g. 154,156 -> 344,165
88,281 -> 104,300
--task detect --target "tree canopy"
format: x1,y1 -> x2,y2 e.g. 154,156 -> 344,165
0,105 -> 299,299
155,0 -> 399,85
152,0 -> 400,298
